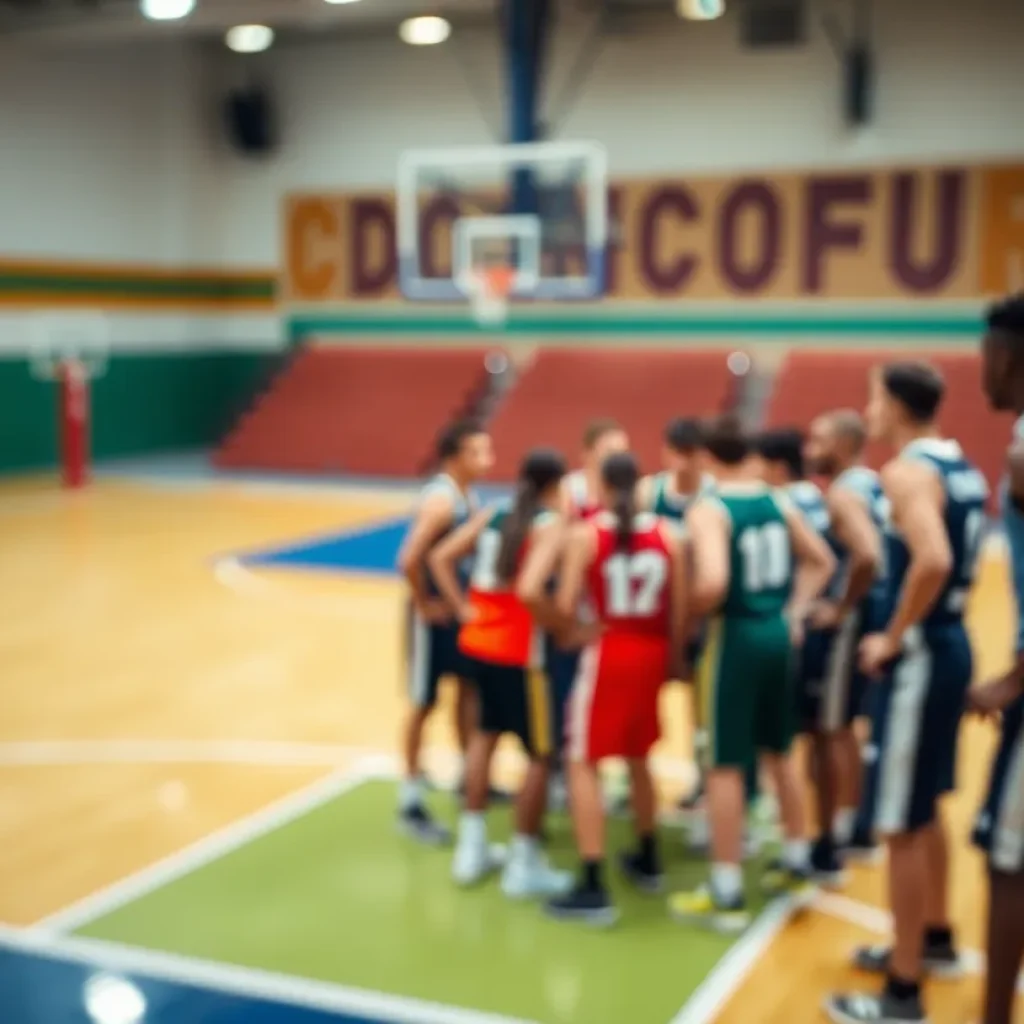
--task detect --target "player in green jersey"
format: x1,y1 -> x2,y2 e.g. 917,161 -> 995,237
668,416 -> 835,931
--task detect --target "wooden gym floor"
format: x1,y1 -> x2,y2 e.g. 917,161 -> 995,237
0,472 -> 1018,1024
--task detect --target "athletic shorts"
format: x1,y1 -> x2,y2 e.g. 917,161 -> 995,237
406,613 -> 471,710
973,695 -> 1024,872
565,632 -> 669,763
799,610 -> 867,733
463,658 -> 556,758
699,614 -> 795,769
545,644 -> 580,758
861,623 -> 971,836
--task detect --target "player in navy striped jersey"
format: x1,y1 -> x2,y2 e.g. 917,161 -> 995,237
804,411 -> 888,865
971,294 -> 1024,1024
396,419 -> 494,844
827,364 -> 988,1024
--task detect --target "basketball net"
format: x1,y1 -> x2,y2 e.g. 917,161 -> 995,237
469,266 -> 514,327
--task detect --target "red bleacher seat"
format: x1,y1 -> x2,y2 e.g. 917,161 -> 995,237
765,350 -> 1013,497
487,348 -> 736,480
215,345 -> 493,477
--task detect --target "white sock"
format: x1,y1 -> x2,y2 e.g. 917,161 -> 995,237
399,776 -> 424,812
833,808 -> 857,846
711,862 -> 743,901
783,838 -> 810,870
458,811 -> 487,847
510,833 -> 538,864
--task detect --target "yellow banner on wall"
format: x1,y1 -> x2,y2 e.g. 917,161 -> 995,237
282,163 -> 1024,303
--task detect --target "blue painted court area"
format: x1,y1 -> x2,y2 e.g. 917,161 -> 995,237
0,940 -> 379,1024
243,517 -> 411,576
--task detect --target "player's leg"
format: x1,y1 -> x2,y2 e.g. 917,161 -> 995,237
975,702 -> 1024,1024
755,615 -> 812,897
828,634 -> 969,1024
501,665 -> 573,899
619,656 -> 667,893
546,644 -> 579,812
546,642 -> 620,925
451,658 -> 503,883
669,618 -> 752,932
399,616 -> 451,843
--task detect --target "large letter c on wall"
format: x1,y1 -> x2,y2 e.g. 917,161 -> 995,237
639,186 -> 700,295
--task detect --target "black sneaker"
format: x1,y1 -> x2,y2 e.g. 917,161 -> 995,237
811,838 -> 847,889
398,805 -> 451,845
760,857 -> 816,902
618,851 -> 664,894
824,990 -> 928,1023
844,829 -> 883,866
545,885 -> 619,927
851,942 -> 962,979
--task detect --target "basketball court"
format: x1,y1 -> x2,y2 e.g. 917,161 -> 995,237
0,465 -> 1018,1024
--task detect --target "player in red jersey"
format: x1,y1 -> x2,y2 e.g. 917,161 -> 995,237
526,450 -> 687,925
561,418 -> 630,520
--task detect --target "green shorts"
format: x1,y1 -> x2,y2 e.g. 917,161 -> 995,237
698,614 -> 796,769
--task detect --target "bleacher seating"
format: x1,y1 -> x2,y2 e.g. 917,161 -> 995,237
215,345 -> 494,477
486,348 -> 737,480
765,350 -> 1013,497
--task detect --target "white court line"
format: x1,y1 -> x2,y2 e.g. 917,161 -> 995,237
0,926 -> 540,1024
667,895 -> 800,1024
32,758 -> 389,936
213,556 -> 399,620
0,739 -> 380,768
813,890 -> 1024,994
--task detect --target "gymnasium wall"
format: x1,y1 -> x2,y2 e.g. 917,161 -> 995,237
1,0 -> 1022,470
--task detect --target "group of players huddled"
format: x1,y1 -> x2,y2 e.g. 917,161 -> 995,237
395,294 -> 1024,1024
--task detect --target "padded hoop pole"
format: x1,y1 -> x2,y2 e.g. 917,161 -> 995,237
59,359 -> 90,490
504,0 -> 550,217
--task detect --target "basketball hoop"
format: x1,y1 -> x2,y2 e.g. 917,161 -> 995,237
469,265 -> 514,327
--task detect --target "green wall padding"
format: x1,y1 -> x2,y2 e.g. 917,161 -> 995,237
0,351 -> 278,473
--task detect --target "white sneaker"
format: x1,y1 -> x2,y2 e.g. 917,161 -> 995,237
501,850 -> 574,900
452,839 -> 505,886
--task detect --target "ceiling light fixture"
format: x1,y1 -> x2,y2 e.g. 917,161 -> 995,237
140,0 -> 196,20
399,15 -> 451,46
225,24 -> 275,53
323,0 -> 365,5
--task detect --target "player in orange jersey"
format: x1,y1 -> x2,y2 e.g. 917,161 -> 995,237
429,448 -> 575,899
525,450 -> 687,925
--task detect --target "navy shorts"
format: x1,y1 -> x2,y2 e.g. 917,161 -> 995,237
798,611 -> 867,733
973,695 -> 1024,873
406,614 -> 471,710
546,644 -> 580,758
861,623 -> 971,835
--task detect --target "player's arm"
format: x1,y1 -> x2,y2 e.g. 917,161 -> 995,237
516,516 -> 569,633
781,501 -> 837,621
827,486 -> 880,616
427,507 -> 492,623
971,443 -> 1024,714
554,521 -> 596,621
396,492 -> 453,613
686,499 -> 729,616
662,522 -> 689,679
635,474 -> 656,512
874,458 -> 952,652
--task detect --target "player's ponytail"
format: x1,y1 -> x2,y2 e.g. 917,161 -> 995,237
497,448 -> 567,582
602,451 -> 640,551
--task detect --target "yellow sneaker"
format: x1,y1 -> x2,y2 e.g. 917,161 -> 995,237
667,884 -> 750,934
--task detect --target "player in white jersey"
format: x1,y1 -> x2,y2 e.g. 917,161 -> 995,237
396,419 -> 494,843
560,418 -> 630,521
971,294 -> 1024,1024
804,411 -> 888,865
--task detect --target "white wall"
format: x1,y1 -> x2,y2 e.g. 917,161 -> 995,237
1,0 -> 1022,268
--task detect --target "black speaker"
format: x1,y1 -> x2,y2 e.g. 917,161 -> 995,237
844,45 -> 872,126
225,86 -> 276,155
